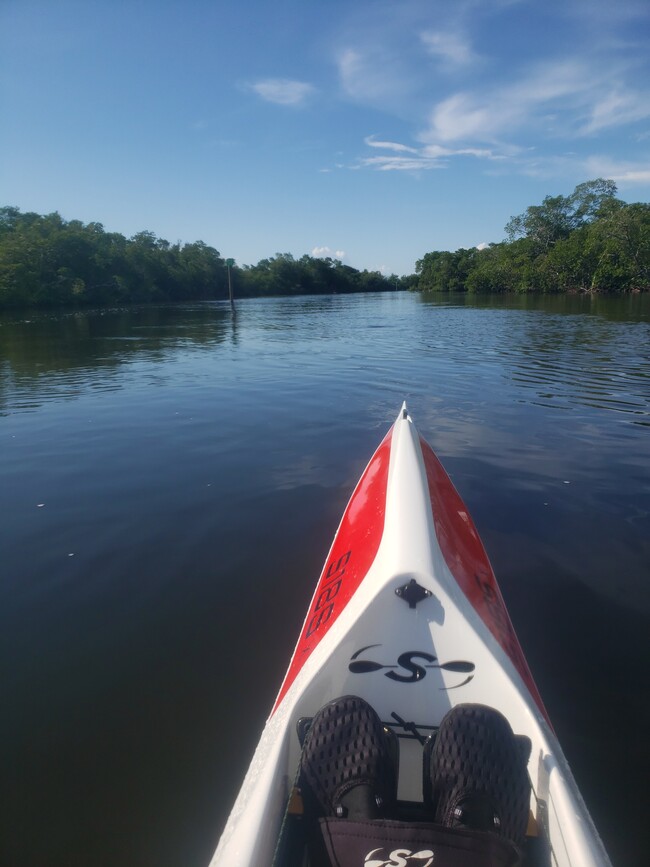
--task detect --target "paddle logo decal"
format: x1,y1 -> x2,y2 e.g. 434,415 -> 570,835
365,848 -> 434,867
349,645 -> 474,688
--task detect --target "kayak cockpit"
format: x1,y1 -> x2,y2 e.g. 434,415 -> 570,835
267,703 -> 557,867
211,407 -> 611,867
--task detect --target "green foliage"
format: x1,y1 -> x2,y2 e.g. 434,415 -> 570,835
416,248 -> 479,292
3,181 -> 646,309
504,179 -> 618,252
0,210 -> 397,309
416,180 -> 649,295
0,208 -> 231,308
235,253 -> 396,298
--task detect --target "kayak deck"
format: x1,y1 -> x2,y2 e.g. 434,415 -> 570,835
212,406 -> 611,867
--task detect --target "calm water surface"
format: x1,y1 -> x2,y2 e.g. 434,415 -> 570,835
1,293 -> 649,866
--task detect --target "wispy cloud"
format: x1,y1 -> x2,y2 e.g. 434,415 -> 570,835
420,30 -> 477,68
424,61 -> 595,144
356,132 -> 650,187
337,47 -> 413,104
331,0 -> 649,175
421,58 -> 650,147
584,156 -> 650,185
582,88 -> 650,134
479,151 -> 650,186
339,49 -> 380,100
249,78 -> 314,106
364,136 -> 418,153
361,155 -> 445,171
330,2 -> 650,189
358,139 -> 500,171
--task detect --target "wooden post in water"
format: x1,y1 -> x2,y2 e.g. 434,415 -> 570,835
225,258 -> 235,312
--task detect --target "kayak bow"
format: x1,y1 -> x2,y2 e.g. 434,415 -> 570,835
211,405 -> 610,867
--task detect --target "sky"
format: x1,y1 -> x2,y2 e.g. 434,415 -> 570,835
1,0 -> 649,276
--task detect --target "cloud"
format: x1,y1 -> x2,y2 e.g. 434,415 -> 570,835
312,246 -> 346,259
474,150 -> 650,185
428,92 -> 505,143
337,46 -> 412,104
421,143 -> 498,159
582,88 -> 650,134
422,59 -> 650,146
357,137 -> 500,171
338,49 -> 362,93
361,154 -> 443,171
331,4 -> 650,186
424,61 -> 596,144
364,135 -> 418,153
420,30 -> 476,68
339,49 -> 381,100
355,130 -> 644,186
249,78 -> 314,106
583,156 -> 650,185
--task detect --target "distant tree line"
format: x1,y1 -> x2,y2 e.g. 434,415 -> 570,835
415,180 -> 650,294
2,179 -> 648,309
239,253 -> 412,297
0,207 -> 407,309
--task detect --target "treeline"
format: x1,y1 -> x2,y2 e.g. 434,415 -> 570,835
240,253 -> 411,297
0,207 -> 405,309
416,180 -> 649,294
2,179 -> 648,309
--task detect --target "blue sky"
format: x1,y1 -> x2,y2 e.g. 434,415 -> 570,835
2,0 -> 649,275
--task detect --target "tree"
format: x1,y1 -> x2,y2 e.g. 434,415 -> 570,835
416,248 -> 478,292
413,179 -> 647,295
571,179 -> 618,223
586,203 -> 650,292
505,179 -> 619,253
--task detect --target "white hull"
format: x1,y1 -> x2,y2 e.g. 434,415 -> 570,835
211,406 -> 610,867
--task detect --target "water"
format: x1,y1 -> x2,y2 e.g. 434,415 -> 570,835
1,293 -> 648,866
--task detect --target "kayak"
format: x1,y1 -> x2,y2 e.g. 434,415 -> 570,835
211,405 -> 611,867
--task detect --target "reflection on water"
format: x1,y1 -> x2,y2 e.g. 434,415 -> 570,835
2,295 -> 649,427
0,293 -> 648,866
438,289 -> 650,321
0,305 -> 232,414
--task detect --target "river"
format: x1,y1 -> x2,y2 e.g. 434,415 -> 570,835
1,292 -> 649,866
